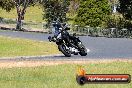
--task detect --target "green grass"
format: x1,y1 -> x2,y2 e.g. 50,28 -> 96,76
0,36 -> 59,57
0,6 -> 44,22
0,61 -> 131,88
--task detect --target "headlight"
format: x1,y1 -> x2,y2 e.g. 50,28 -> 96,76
59,28 -> 62,30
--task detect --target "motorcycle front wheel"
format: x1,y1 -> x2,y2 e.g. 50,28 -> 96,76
58,44 -> 71,57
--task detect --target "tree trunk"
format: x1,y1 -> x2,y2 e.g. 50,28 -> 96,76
16,14 -> 22,30
16,7 -> 26,30
16,2 -> 22,30
15,0 -> 27,30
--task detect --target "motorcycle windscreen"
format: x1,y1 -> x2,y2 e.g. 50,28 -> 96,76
52,27 -> 60,36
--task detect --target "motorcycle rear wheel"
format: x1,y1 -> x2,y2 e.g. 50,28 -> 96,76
78,43 -> 87,56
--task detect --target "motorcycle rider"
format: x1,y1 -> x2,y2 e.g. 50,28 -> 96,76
48,19 -> 79,46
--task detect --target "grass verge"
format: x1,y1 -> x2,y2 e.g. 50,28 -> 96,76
0,60 -> 131,88
0,36 -> 60,57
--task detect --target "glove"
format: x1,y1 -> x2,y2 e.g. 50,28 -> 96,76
48,36 -> 52,42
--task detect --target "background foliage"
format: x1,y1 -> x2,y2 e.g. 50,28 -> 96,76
40,0 -> 70,26
74,0 -> 111,27
117,0 -> 132,20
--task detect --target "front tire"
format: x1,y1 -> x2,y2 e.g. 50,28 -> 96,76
58,44 -> 71,57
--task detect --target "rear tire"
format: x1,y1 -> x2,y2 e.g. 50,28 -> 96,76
58,44 -> 71,57
78,43 -> 87,56
79,50 -> 87,56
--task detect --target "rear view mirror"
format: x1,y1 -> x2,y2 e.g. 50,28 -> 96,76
73,33 -> 76,36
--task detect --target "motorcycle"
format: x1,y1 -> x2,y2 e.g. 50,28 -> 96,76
48,21 -> 87,57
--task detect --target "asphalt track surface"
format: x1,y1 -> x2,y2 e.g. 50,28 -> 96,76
0,30 -> 132,60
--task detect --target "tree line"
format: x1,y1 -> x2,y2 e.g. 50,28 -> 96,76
0,0 -> 132,30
